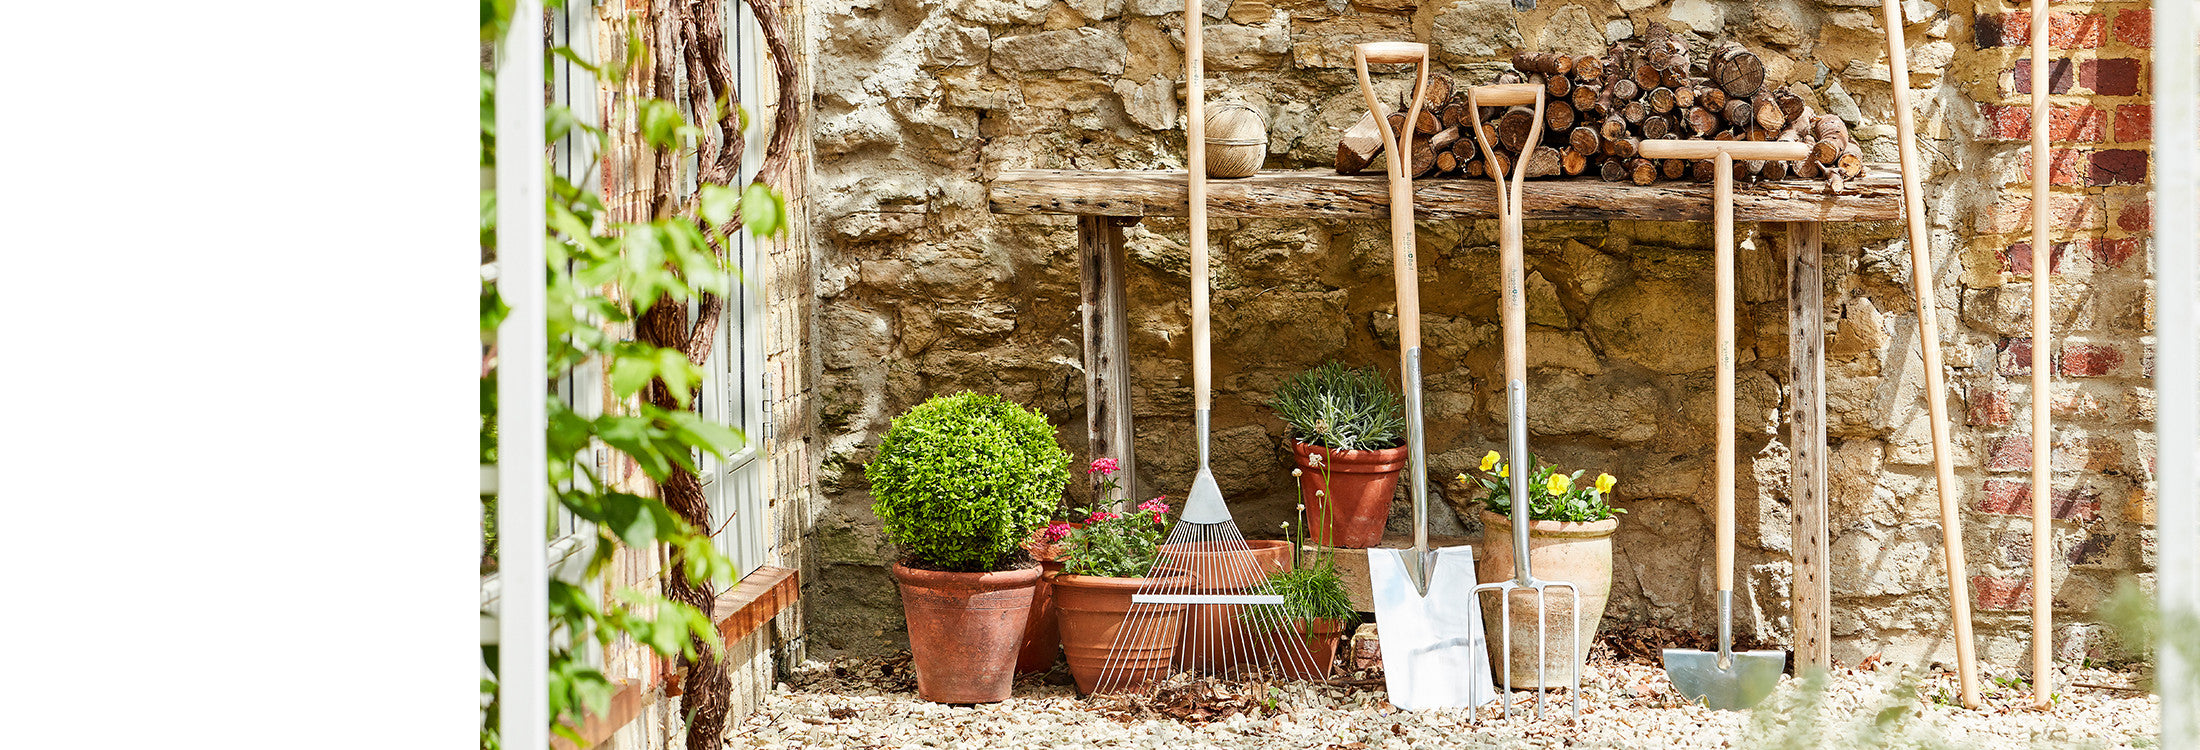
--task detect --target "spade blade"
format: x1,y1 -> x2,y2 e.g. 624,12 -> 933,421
1661,648 -> 1787,710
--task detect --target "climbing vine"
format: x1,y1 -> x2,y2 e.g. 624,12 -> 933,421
479,0 -> 796,747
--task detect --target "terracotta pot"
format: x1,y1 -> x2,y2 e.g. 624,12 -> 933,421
1473,511 -> 1618,688
1158,540 -> 1295,670
1052,567 -> 1194,695
1014,559 -> 1067,673
891,561 -> 1042,703
1289,439 -> 1410,548
1279,617 -> 1345,680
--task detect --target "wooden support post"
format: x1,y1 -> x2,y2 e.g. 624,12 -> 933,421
1079,215 -> 1138,505
1786,221 -> 1831,672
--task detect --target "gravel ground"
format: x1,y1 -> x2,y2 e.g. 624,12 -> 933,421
729,653 -> 2159,749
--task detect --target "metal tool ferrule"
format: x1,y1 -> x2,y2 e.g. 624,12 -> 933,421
1718,590 -> 1735,660
1196,408 -> 1211,465
1405,349 -> 1428,547
1508,379 -> 1532,585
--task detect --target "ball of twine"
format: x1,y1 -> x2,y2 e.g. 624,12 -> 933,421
1203,102 -> 1267,179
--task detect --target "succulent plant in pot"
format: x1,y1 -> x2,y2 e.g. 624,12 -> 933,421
1268,361 -> 1408,548
1457,452 -> 1624,688
867,392 -> 1071,704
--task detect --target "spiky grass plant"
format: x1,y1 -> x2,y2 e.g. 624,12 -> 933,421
1267,361 -> 1405,451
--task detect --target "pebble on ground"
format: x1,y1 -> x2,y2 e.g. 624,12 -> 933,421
727,654 -> 2159,749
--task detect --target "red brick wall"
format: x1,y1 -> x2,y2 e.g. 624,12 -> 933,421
1960,0 -> 2153,658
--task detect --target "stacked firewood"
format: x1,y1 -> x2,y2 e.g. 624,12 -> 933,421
1336,23 -> 1867,188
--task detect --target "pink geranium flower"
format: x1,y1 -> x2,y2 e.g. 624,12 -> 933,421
1041,522 -> 1074,543
1085,510 -> 1120,524
1088,457 -> 1119,476
1137,497 -> 1170,525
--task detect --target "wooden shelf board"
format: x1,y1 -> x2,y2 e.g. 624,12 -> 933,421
990,166 -> 1902,222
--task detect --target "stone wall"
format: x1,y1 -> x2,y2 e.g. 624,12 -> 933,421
799,0 -> 2158,669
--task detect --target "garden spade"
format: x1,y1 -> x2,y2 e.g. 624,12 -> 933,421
1639,139 -> 1807,711
1465,80 -> 1583,724
1353,42 -> 1498,712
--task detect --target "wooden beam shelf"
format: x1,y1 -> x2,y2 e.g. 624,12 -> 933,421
991,166 -> 1901,223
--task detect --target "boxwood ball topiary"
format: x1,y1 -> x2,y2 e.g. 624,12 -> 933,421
866,392 -> 1072,572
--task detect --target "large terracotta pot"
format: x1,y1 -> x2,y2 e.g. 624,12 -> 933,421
892,561 -> 1042,703
1279,617 -> 1345,680
1158,540 -> 1295,670
1474,511 -> 1618,688
1052,567 -> 1194,695
1014,559 -> 1067,673
1289,439 -> 1410,548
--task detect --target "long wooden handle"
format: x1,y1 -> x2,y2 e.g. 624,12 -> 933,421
2028,0 -> 2054,709
1188,0 -> 1209,410
1638,140 -> 1812,161
1884,0 -> 1979,709
1355,43 -> 1430,353
1716,152 -> 1736,594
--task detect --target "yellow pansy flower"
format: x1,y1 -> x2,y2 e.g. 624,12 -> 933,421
1595,473 -> 1617,495
1497,463 -> 1508,478
1546,473 -> 1570,496
1455,473 -> 1470,485
1479,450 -> 1501,472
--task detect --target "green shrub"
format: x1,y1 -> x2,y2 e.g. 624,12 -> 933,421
866,392 -> 1072,572
1268,361 -> 1405,451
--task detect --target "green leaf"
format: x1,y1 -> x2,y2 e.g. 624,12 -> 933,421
699,183 -> 740,228
654,347 -> 698,407
741,182 -> 782,238
609,350 -> 655,399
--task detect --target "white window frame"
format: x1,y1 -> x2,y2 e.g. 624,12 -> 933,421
698,0 -> 772,580
482,0 -> 604,644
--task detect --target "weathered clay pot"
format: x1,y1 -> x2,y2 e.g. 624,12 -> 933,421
892,561 -> 1041,703
1052,567 -> 1194,695
1015,524 -> 1081,674
1474,511 -> 1618,688
1289,439 -> 1410,548
1014,559 -> 1067,673
1158,540 -> 1295,670
1279,617 -> 1345,680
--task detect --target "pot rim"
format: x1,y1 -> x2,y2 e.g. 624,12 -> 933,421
1478,510 -> 1620,537
1286,437 -> 1410,461
891,560 -> 1043,591
1049,566 -> 1193,588
1156,539 -> 1294,555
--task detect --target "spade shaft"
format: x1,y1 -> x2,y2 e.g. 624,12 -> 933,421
1354,41 -> 1433,589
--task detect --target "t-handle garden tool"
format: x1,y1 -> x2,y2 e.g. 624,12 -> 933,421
1639,139 -> 1808,710
1465,81 -> 1582,724
1879,0 -> 1981,709
1356,42 -> 1499,712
